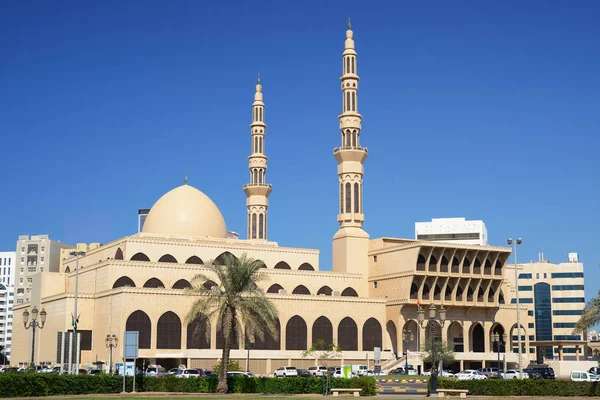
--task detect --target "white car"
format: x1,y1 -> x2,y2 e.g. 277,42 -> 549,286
274,366 -> 298,377
331,367 -> 344,378
175,369 -> 201,378
571,371 -> 600,382
227,371 -> 256,378
307,366 -> 327,376
502,370 -> 528,380
456,370 -> 487,380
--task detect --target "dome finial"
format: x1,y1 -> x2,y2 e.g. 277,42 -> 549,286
184,170 -> 188,185
257,72 -> 261,84
347,16 -> 351,30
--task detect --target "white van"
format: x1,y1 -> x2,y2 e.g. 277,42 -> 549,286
351,365 -> 368,377
570,371 -> 599,381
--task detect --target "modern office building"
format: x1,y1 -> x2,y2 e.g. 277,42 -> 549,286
0,252 -> 15,287
0,283 -> 14,363
415,218 -> 488,246
505,253 -> 587,364
14,235 -> 74,305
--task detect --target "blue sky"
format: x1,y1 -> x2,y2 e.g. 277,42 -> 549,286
1,1 -> 598,298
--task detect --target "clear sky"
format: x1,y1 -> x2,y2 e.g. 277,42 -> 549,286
1,1 -> 598,298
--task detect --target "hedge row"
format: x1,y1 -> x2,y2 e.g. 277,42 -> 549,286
438,377 -> 600,397
0,373 -> 377,397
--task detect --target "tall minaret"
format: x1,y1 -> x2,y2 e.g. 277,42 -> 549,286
332,19 -> 370,277
244,75 -> 271,240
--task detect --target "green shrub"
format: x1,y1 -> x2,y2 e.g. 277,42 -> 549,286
0,373 -> 376,397
438,378 -> 600,397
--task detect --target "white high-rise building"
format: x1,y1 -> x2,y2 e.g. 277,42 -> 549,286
0,252 -> 15,287
0,282 -> 14,363
415,217 -> 488,246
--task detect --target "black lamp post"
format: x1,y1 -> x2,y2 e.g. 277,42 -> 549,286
23,307 -> 47,366
105,334 -> 118,374
491,333 -> 507,378
417,304 -> 446,394
402,328 -> 414,374
246,340 -> 254,372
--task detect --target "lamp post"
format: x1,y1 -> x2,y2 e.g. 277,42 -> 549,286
246,340 -> 254,372
23,306 -> 47,366
507,238 -> 523,378
402,328 -> 414,374
491,333 -> 507,378
105,334 -> 118,374
417,304 -> 446,394
69,250 -> 85,374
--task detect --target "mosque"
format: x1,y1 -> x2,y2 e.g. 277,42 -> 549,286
12,24 -> 531,375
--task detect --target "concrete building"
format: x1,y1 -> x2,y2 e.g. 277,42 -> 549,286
10,24 -> 591,376
0,283 -> 14,363
505,253 -> 587,367
15,235 -> 74,305
415,218 -> 488,246
0,252 -> 15,287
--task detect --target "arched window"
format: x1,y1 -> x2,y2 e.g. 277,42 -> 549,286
445,285 -> 452,300
317,286 -> 333,296
351,130 -> 356,147
251,318 -> 281,350
157,311 -> 181,349
345,182 -> 351,213
312,316 -> 333,348
215,252 -> 237,265
185,256 -> 203,265
158,254 -> 177,263
351,92 -> 356,111
434,284 -> 442,299
143,278 -> 165,288
417,254 -> 426,270
456,286 -> 464,300
362,318 -> 382,351
131,252 -> 150,262
259,137 -> 263,153
186,314 -> 210,349
353,183 -> 359,213
126,310 -> 151,349
113,276 -> 135,289
346,92 -> 350,112
429,256 -> 438,270
298,262 -> 314,271
471,324 -> 484,352
114,248 -> 124,260
259,214 -> 264,239
341,287 -> 358,297
267,284 -> 284,294
352,56 -> 355,73
340,182 -> 344,212
410,282 -> 419,299
260,107 -> 263,121
345,130 -> 351,147
338,317 -> 358,351
274,261 -> 291,270
65,266 -> 70,273
286,316 -> 307,350
252,169 -> 257,184
172,279 -> 191,290
254,260 -> 266,268
292,285 -> 310,295
422,283 -> 431,298
251,214 -> 257,239
499,290 -> 505,304
203,280 -> 218,290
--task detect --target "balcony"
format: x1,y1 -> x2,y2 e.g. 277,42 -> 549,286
484,267 -> 492,275
333,146 -> 368,154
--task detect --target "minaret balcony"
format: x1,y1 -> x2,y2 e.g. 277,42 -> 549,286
334,147 -> 368,163
243,183 -> 272,197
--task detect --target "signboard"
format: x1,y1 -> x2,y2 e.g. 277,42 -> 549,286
123,331 -> 139,359
374,347 -> 381,362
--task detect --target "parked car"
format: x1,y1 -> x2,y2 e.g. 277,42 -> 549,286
330,367 -> 344,378
168,367 -> 180,375
590,367 -> 600,375
423,369 -> 455,377
87,369 -> 102,375
307,366 -> 327,376
227,371 -> 256,378
502,370 -> 528,379
571,371 -> 600,382
297,369 -> 312,378
176,369 -> 201,378
524,366 -> 555,379
456,370 -> 487,380
145,366 -> 167,377
274,366 -> 298,377
478,367 -> 500,378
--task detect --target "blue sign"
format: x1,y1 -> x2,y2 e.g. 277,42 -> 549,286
123,331 -> 139,358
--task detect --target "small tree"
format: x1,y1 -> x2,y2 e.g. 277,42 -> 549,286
422,340 -> 455,372
302,340 -> 342,394
213,359 -> 241,375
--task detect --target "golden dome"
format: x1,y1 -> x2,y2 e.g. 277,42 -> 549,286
142,184 -> 227,239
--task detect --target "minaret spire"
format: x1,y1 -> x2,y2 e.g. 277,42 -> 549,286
332,21 -> 370,277
243,76 -> 271,240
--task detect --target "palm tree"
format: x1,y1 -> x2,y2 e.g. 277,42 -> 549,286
185,253 -> 279,393
575,291 -> 600,333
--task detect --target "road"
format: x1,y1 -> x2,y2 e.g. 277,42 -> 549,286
377,378 -> 428,396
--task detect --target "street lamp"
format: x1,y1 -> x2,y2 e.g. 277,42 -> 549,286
23,306 -> 47,366
246,340 -> 254,373
69,250 -> 85,374
417,304 -> 446,394
105,334 -> 118,374
507,238 -> 523,378
491,333 -> 507,378
402,328 -> 414,374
